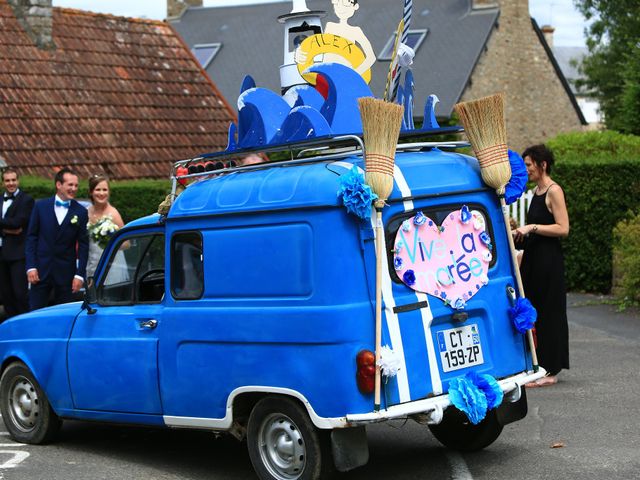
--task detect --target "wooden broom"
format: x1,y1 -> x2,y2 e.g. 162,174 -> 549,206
358,97 -> 404,411
454,93 -> 539,372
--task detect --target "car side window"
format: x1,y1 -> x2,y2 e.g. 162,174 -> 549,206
171,232 -> 204,300
97,234 -> 165,305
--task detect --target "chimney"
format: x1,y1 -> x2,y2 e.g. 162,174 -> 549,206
8,0 -> 54,50
167,0 -> 203,19
471,0 -> 498,9
541,24 -> 555,48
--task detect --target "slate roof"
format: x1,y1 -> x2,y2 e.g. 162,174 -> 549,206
170,0 -> 499,117
0,0 -> 236,180
553,46 -> 588,95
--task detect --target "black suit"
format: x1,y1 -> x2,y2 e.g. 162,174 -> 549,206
0,190 -> 34,318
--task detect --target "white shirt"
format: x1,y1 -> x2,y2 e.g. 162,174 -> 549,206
54,194 -> 70,225
0,188 -> 19,247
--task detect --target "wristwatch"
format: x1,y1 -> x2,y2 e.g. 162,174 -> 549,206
532,224 -> 538,233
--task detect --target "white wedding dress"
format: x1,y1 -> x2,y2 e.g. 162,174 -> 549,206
86,215 -> 128,282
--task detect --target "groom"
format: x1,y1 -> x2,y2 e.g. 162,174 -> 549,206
26,167 -> 89,310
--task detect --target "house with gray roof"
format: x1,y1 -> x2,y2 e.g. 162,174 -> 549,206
546,36 -> 601,125
169,0 -> 587,152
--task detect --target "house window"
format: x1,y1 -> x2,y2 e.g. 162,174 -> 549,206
378,29 -> 428,61
192,43 -> 222,68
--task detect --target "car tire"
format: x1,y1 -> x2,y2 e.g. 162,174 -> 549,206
247,396 -> 334,480
0,362 -> 61,444
428,408 -> 503,452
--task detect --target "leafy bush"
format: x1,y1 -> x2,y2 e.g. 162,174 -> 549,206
612,212 -> 640,306
19,176 -> 170,224
544,130 -> 640,292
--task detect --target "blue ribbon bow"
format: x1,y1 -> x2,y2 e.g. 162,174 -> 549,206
55,200 -> 70,208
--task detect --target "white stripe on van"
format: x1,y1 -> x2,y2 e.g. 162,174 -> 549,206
332,161 -> 411,402
392,165 -> 443,395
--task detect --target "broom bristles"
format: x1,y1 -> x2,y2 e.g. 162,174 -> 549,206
454,93 -> 511,194
358,97 -> 404,203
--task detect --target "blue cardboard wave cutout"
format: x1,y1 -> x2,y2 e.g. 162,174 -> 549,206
272,105 -> 332,144
237,88 -> 291,148
305,63 -> 373,134
283,84 -> 325,111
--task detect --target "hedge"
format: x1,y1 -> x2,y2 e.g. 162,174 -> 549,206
612,212 -> 640,306
19,176 -> 170,224
546,131 -> 640,293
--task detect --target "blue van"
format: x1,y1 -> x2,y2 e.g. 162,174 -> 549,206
0,131 -> 543,479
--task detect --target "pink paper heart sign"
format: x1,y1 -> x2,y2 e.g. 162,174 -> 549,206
393,207 -> 492,309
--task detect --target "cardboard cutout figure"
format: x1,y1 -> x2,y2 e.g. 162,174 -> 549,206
295,0 -> 375,83
324,0 -> 375,75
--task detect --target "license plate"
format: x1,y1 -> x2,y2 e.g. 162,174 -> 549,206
437,324 -> 484,372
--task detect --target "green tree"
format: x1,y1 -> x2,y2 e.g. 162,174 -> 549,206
575,0 -> 640,134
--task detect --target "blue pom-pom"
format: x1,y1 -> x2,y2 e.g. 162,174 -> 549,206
448,377 -> 488,425
466,372 -> 504,410
337,166 -> 378,220
403,269 -> 416,286
505,149 -> 528,205
508,297 -> 537,334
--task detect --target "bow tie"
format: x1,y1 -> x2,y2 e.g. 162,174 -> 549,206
3,193 -> 14,201
55,199 -> 70,208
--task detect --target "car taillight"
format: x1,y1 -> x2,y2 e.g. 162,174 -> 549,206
356,349 -> 375,394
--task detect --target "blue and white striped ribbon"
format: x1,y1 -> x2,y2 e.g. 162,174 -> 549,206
390,0 -> 412,103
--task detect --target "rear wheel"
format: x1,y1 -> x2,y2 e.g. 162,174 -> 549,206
428,408 -> 503,452
0,362 -> 61,444
247,396 -> 334,480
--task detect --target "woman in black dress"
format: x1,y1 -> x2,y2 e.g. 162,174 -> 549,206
514,145 -> 570,387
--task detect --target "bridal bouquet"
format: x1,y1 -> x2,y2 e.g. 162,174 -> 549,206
88,216 -> 119,249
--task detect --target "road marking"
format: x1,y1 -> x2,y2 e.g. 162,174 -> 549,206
0,451 -> 29,469
445,451 -> 473,480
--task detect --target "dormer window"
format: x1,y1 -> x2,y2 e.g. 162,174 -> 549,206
192,43 -> 222,68
378,29 -> 428,61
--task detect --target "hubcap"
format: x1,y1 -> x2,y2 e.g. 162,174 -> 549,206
258,413 -> 306,480
8,375 -> 40,433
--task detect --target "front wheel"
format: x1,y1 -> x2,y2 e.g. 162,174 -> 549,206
0,362 -> 61,444
247,396 -> 334,480
428,408 -> 503,452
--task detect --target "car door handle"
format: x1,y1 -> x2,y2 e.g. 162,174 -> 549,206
139,319 -> 158,329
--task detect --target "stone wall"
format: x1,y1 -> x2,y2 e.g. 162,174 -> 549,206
167,0 -> 203,19
461,0 -> 584,153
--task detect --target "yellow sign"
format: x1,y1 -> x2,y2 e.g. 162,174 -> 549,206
296,33 -> 371,85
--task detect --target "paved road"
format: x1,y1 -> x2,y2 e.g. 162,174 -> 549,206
0,293 -> 638,479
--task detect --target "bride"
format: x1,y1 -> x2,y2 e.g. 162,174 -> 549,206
86,175 -> 125,280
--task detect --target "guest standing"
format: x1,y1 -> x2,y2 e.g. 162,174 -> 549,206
26,168 -> 89,310
0,168 -> 34,318
86,175 -> 124,279
513,145 -> 570,387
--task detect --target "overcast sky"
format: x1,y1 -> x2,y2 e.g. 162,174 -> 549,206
51,0 -> 589,47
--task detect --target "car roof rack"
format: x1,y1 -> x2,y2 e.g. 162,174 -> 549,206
168,126 -> 468,199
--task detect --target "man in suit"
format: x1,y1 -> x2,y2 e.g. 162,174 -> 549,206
0,168 -> 35,318
26,167 -> 89,310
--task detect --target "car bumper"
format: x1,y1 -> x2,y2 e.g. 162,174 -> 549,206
345,368 -> 546,426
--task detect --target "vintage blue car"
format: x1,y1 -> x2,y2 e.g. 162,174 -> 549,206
0,134 -> 543,479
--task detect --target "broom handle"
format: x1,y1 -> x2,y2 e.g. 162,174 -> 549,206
500,198 -> 539,371
374,208 -> 383,411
